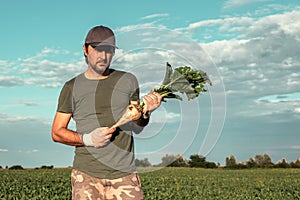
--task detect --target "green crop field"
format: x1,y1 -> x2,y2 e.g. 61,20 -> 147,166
0,168 -> 299,199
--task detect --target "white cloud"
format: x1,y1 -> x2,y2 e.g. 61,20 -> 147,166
150,111 -> 180,124
199,10 -> 300,65
141,13 -> 169,20
193,9 -> 300,102
236,96 -> 300,121
0,60 -> 8,66
246,10 -> 300,41
187,17 -> 253,32
0,48 -> 85,88
116,23 -> 162,33
0,113 -> 37,122
0,149 -> 8,152
0,112 -> 51,125
26,149 -> 40,153
224,0 -> 270,9
18,100 -> 40,107
0,76 -> 25,87
289,145 -> 300,150
257,93 -> 300,103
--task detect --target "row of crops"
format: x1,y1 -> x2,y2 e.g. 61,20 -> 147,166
141,168 -> 300,199
0,168 -> 299,199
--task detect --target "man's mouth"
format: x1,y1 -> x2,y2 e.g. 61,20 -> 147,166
96,59 -> 106,65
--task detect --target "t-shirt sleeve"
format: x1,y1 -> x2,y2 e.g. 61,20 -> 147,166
129,73 -> 140,102
57,81 -> 74,113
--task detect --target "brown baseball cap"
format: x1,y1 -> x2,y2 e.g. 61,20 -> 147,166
84,25 -> 117,48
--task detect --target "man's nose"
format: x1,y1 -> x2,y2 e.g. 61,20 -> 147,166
97,51 -> 107,59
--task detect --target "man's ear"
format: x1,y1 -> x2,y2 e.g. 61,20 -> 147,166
83,45 -> 88,56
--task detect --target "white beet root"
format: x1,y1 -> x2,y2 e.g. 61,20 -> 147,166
111,104 -> 143,128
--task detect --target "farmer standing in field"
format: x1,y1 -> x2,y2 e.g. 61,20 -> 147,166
51,25 -> 162,199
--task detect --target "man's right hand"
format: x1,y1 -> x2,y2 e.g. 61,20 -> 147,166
82,127 -> 116,148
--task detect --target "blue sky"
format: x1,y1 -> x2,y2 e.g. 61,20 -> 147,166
1,0 -> 300,167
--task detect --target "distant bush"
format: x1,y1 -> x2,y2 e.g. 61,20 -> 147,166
189,154 -> 217,169
40,165 -> 54,169
290,159 -> 300,168
9,165 -> 24,170
135,158 -> 151,167
35,165 -> 54,170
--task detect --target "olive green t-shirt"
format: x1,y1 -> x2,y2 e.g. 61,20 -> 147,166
57,69 -> 140,179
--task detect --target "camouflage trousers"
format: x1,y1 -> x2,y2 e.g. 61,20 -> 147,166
71,169 -> 144,200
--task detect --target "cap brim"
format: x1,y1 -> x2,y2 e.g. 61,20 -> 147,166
93,42 -> 118,49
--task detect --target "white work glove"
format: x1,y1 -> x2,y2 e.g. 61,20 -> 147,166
82,127 -> 115,148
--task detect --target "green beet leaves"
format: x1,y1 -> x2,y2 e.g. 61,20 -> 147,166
155,62 -> 211,101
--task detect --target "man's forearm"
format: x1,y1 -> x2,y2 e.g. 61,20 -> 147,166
132,114 -> 150,134
134,116 -> 149,127
52,128 -> 84,146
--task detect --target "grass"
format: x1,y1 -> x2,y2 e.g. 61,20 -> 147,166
0,167 -> 299,199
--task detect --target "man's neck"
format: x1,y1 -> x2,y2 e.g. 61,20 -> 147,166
84,68 -> 110,80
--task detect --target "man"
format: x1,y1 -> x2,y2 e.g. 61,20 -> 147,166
52,25 -> 162,199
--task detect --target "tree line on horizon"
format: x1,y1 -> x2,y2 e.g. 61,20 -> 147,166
135,153 -> 300,169
224,153 -> 300,169
0,165 -> 54,170
1,153 -> 300,170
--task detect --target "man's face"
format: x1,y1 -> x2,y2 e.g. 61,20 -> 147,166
84,45 -> 115,75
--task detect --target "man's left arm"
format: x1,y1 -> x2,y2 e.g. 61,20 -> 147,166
132,91 -> 162,133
